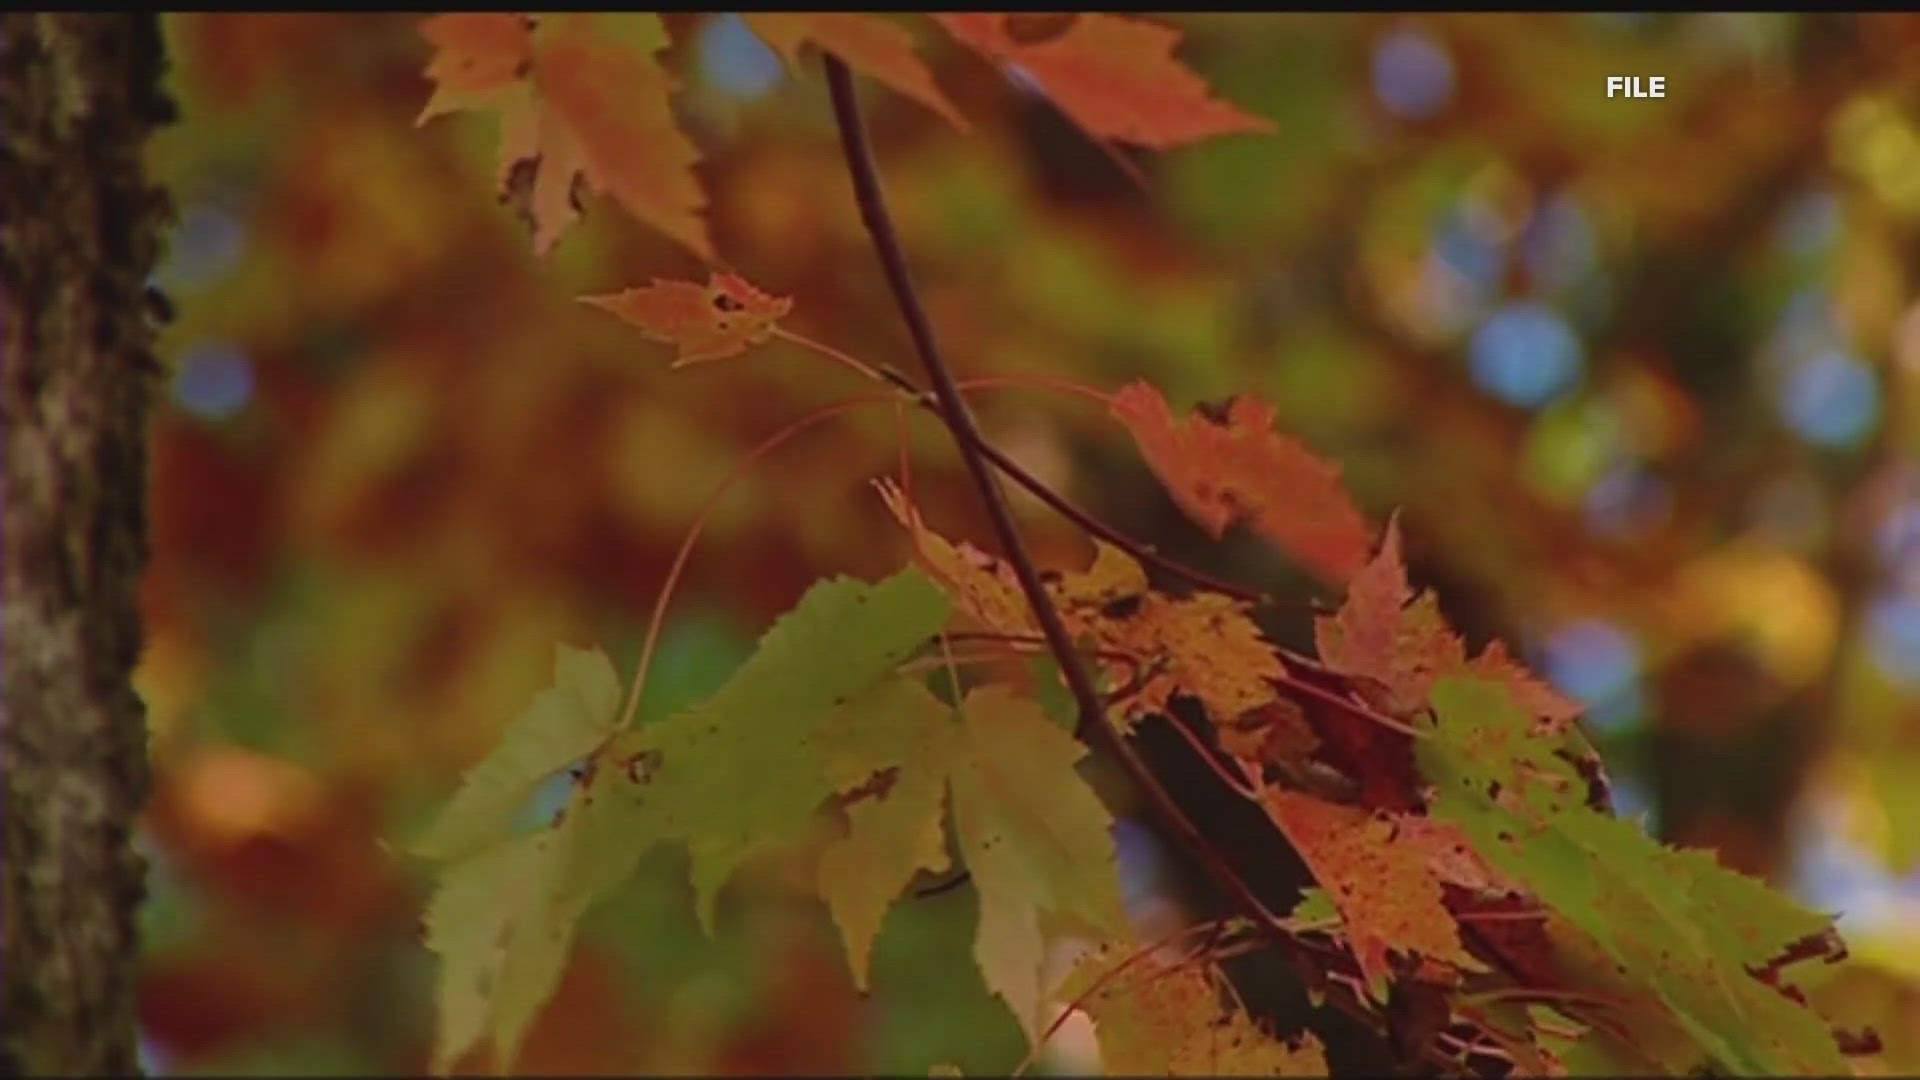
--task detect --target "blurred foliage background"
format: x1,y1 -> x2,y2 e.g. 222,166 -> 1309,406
135,12 -> 1920,1075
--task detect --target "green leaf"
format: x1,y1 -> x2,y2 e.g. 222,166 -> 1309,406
635,569 -> 951,930
423,827 -> 573,1073
1425,676 -> 1586,820
949,684 -> 1130,1042
422,569 -> 949,1070
412,644 -> 620,862
815,681 -> 958,990
1422,675 -> 1849,1076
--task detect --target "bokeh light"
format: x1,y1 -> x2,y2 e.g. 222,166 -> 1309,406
1779,350 -> 1880,448
1469,300 -> 1585,408
700,14 -> 786,100
1519,193 -> 1598,295
1371,27 -> 1454,121
1542,619 -> 1645,733
156,198 -> 246,293
1866,593 -> 1920,686
169,344 -> 254,422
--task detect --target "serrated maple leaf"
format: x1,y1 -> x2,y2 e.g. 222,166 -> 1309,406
1058,943 -> 1328,1075
932,13 -> 1274,150
1315,515 -> 1583,732
877,480 -> 1284,733
949,685 -> 1130,1042
1314,513 -> 1462,716
1110,381 -> 1372,586
1260,789 -> 1484,1000
746,13 -> 968,130
580,273 -> 793,366
417,12 -> 711,259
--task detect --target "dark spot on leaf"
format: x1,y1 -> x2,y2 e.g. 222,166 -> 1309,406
1100,593 -> 1144,620
625,748 -> 663,785
500,158 -> 539,230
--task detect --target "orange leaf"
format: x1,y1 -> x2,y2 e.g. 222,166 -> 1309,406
1261,789 -> 1483,998
876,480 -> 1035,639
877,481 -> 1283,733
418,13 -> 712,259
1314,513 -> 1463,716
746,14 -> 968,130
1110,381 -> 1372,586
933,13 -> 1274,150
1315,515 -> 1582,730
419,13 -> 531,95
581,273 -> 792,366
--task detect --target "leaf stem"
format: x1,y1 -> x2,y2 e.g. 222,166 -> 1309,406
616,391 -> 898,730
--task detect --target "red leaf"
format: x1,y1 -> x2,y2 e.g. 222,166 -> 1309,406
1316,514 -> 1582,731
933,13 -> 1274,150
746,14 -> 968,130
418,13 -> 712,259
1110,381 -> 1372,586
1314,513 -> 1463,716
581,273 -> 792,366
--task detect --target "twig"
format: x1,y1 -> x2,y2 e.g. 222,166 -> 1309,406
823,52 -> 1292,947
822,53 -> 1449,1071
776,324 -> 1279,610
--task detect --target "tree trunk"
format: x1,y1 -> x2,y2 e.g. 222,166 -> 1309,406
1,13 -> 171,1075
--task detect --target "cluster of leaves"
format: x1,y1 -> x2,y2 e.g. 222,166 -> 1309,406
407,11 -> 1870,1076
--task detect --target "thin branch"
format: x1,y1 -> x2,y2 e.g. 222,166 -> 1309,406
616,391 -> 897,729
775,322 -> 1280,609
822,42 -> 1294,970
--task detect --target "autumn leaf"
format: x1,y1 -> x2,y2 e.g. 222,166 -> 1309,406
1059,944 -> 1328,1075
1260,788 -> 1483,999
932,13 -> 1274,150
746,13 -> 968,130
581,273 -> 793,366
1316,514 -> 1582,732
1110,381 -> 1373,586
877,479 -> 1035,640
417,12 -> 711,258
949,685 -> 1130,1042
1313,513 -> 1464,717
878,480 -> 1284,732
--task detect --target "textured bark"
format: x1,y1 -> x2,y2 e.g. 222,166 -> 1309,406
1,13 -> 172,1076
